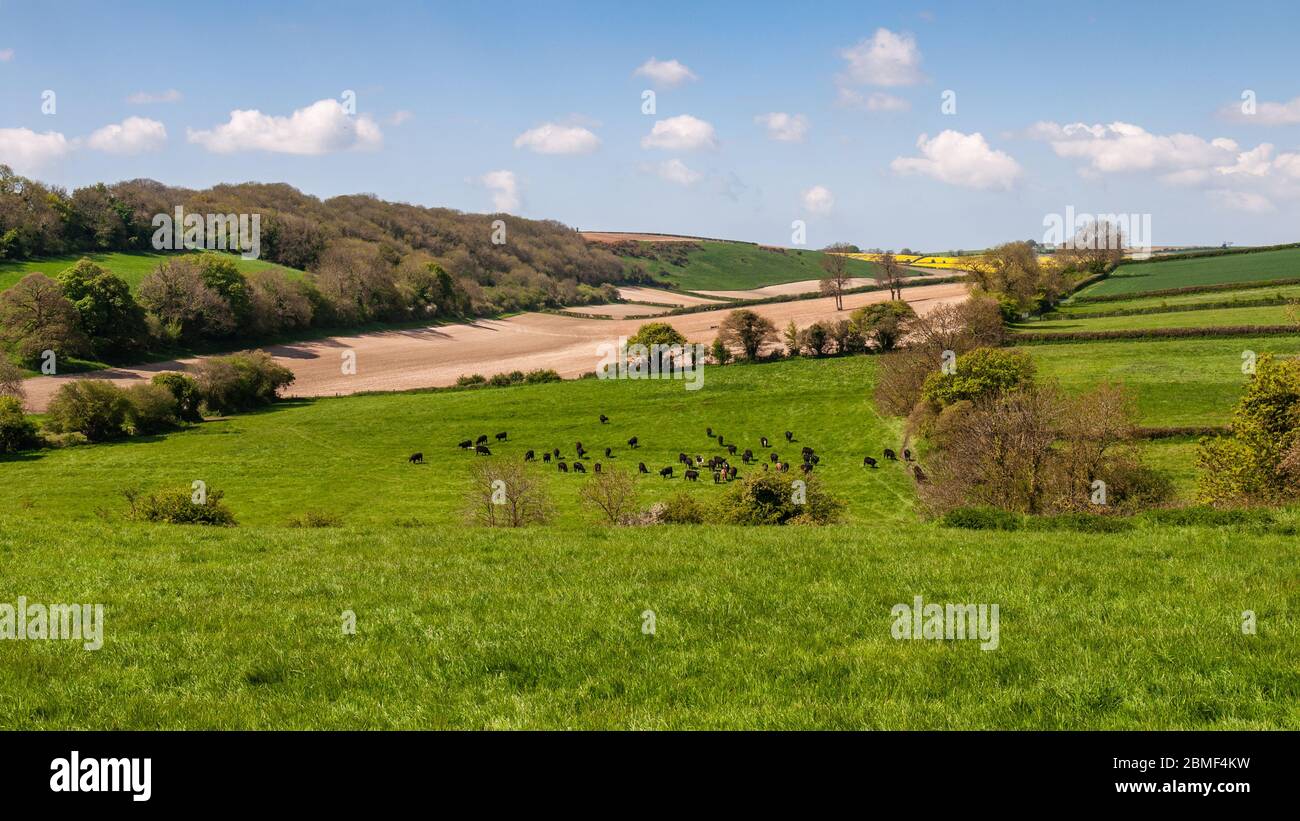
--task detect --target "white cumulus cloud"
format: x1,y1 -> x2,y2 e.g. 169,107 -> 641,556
838,29 -> 926,87
0,128 -> 73,174
1218,95 -> 1300,125
654,158 -> 701,186
480,170 -> 520,212
1208,190 -> 1275,213
802,185 -> 834,215
892,130 -> 1022,190
755,112 -> 808,142
641,115 -> 717,151
634,58 -> 697,88
187,98 -> 382,155
86,117 -> 167,154
513,122 -> 601,155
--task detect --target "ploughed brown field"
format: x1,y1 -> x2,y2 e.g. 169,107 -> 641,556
579,231 -> 709,243
20,282 -> 968,412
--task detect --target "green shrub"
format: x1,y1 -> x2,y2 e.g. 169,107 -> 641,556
716,472 -> 843,525
0,396 -> 40,453
456,374 -> 487,387
941,507 -> 1022,531
44,380 -> 130,441
195,350 -> 295,414
152,372 -> 204,422
1026,513 -> 1133,533
659,491 -> 707,524
523,369 -> 561,384
286,510 -> 344,528
921,348 -> 1036,410
123,486 -> 236,525
123,383 -> 179,435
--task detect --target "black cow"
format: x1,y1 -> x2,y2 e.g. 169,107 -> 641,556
777,462 -> 789,473
574,462 -> 587,473
761,436 -> 770,448
678,453 -> 691,466
712,471 -> 722,484
912,465 -> 928,483
684,469 -> 699,481
475,434 -> 488,445
785,431 -> 794,442
801,446 -> 814,458
627,436 -> 639,449
553,448 -> 561,458
728,466 -> 738,481
800,462 -> 813,474
717,435 -> 725,447
810,454 -> 820,465
638,462 -> 648,474
458,439 -> 472,449
903,448 -> 913,461
742,449 -> 753,463
558,462 -> 569,473
884,448 -> 898,461
524,450 -> 535,462
543,452 -> 552,463
576,442 -> 586,458
495,431 -> 507,442
660,466 -> 673,478
605,447 -> 613,458
599,414 -> 609,424
862,456 -> 878,468
727,444 -> 737,455
475,444 -> 491,456
706,427 -> 714,437
594,463 -> 602,473
408,452 -> 424,464
770,452 -> 779,463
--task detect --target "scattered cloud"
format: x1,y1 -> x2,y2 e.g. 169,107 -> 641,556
838,28 -> 926,88
1208,189 -> 1275,213
802,185 -> 834,215
388,110 -> 413,126
0,128 -> 73,174
641,114 -> 717,151
653,158 -> 701,186
1218,95 -> 1300,125
86,117 -> 167,155
634,58 -> 697,88
892,130 -> 1022,190
754,112 -> 808,142
480,169 -> 520,212
187,98 -> 382,155
513,122 -> 601,155
0,49 -> 14,63
1028,121 -> 1237,175
127,89 -> 182,104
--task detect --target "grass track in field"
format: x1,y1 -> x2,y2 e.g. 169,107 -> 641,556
0,251 -> 300,292
1081,248 -> 1300,297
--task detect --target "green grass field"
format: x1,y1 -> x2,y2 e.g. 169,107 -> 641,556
620,241 -> 882,291
2,354 -> 1296,729
1057,285 -> 1300,315
1015,304 -> 1294,334
0,251 -> 298,292
1017,336 -> 1300,426
1080,247 -> 1300,297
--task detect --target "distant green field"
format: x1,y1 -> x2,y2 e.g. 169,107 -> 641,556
620,241 -> 882,291
0,251 -> 298,292
1019,336 -> 1300,427
1056,284 -> 1300,315
1015,303 -> 1294,334
1080,247 -> 1300,297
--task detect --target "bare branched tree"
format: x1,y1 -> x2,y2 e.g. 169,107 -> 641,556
464,461 -> 553,527
578,466 -> 639,524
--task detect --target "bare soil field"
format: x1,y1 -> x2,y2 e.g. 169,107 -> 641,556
563,303 -> 670,318
614,286 -> 722,306
580,231 -> 715,243
21,282 -> 968,411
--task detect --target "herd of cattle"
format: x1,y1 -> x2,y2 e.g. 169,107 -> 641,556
407,417 -> 928,484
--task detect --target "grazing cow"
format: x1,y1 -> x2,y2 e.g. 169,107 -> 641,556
408,452 -> 424,464
785,431 -> 794,442
475,434 -> 488,445
801,446 -> 814,459
810,454 -> 820,465
553,448 -> 561,458
558,462 -> 568,473
605,447 -> 613,458
524,450 -> 535,462
660,466 -> 673,478
543,452 -> 552,463
458,439 -> 472,449
599,414 -> 610,424
495,431 -> 507,442
717,435 -> 725,447
576,443 -> 586,458
742,449 -> 753,463
728,466 -> 738,480
594,463 -> 602,473
574,462 -> 587,473
727,444 -> 737,455
475,444 -> 492,456
685,469 -> 699,481
761,436 -> 770,448
638,462 -> 648,474
695,454 -> 704,465
706,427 -> 714,438
627,436 -> 639,449
712,471 -> 722,483
770,452 -> 779,463
912,465 -> 928,483
777,462 -> 789,473
678,453 -> 691,466
884,448 -> 898,461
862,456 -> 878,468
800,462 -> 813,474
903,448 -> 913,461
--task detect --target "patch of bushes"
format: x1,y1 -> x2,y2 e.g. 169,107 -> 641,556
456,369 -> 562,390
286,510 -> 344,528
714,472 -> 843,525
658,491 -> 707,524
0,396 -> 41,453
152,372 -> 204,422
194,349 -> 295,414
44,379 -> 131,441
123,486 -> 237,525
123,383 -> 179,435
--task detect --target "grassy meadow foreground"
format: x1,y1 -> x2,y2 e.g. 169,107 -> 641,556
2,355 -> 1297,729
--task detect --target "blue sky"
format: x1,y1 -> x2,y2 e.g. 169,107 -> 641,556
2,0 -> 1299,249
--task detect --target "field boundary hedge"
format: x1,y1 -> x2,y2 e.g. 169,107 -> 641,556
1012,324 -> 1298,344
1134,425 -> 1231,439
